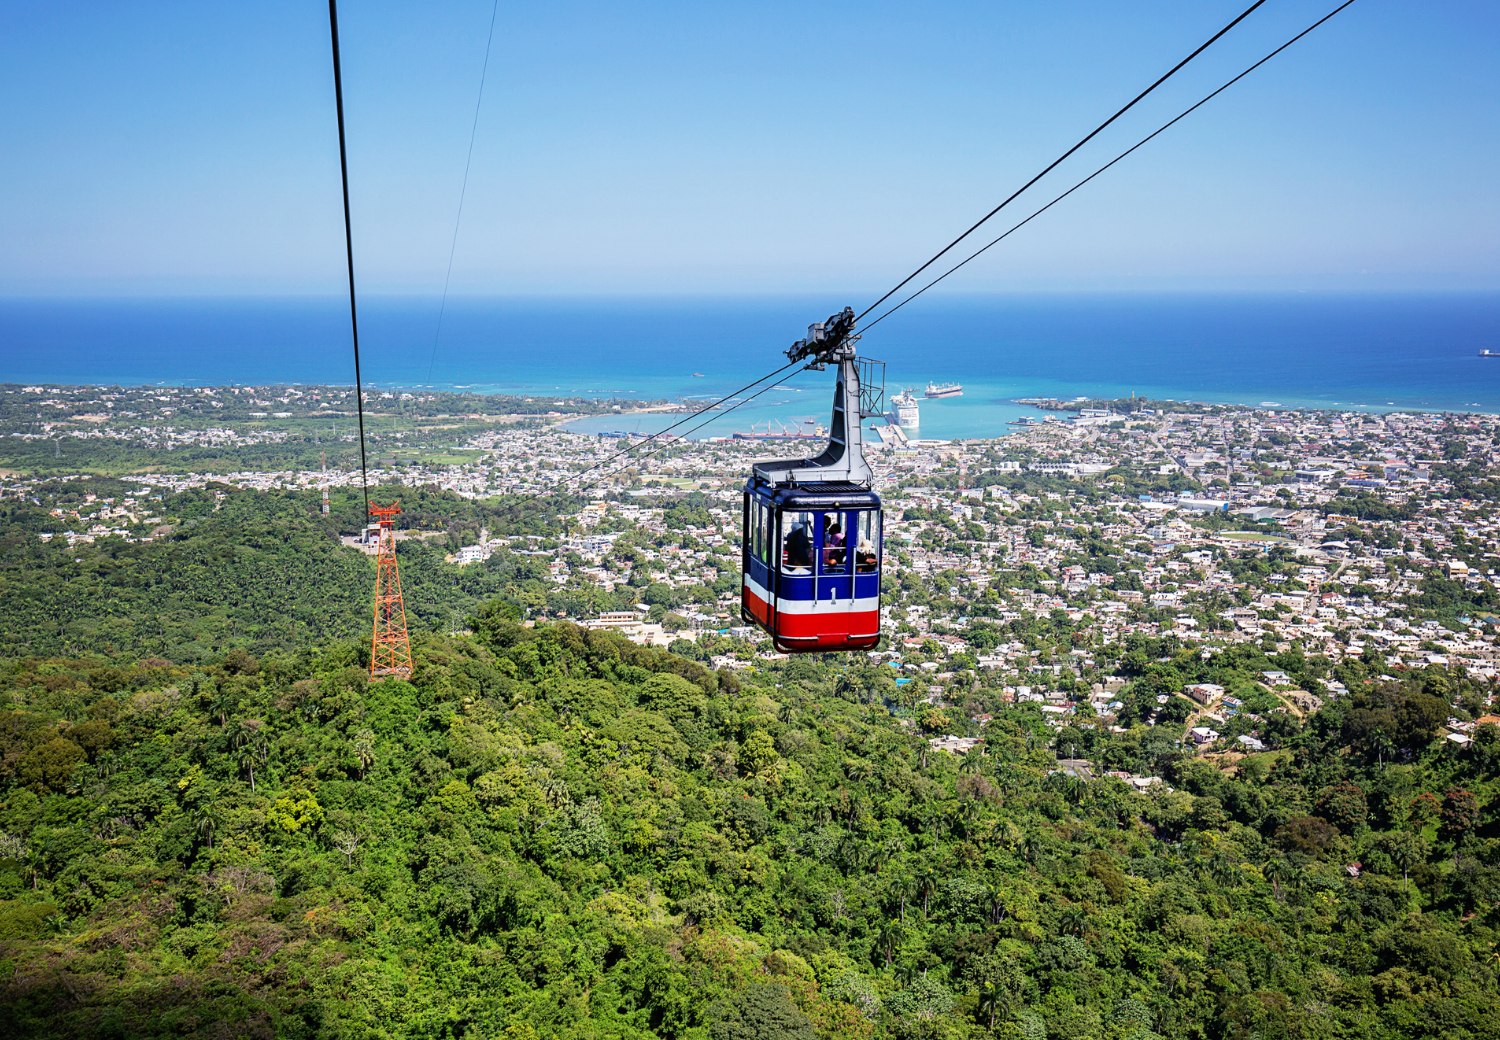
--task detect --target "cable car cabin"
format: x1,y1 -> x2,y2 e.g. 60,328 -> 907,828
742,483 -> 882,652
740,307 -> 885,653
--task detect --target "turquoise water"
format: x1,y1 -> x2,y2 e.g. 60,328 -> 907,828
558,388 -> 1057,442
3,292 -> 1497,439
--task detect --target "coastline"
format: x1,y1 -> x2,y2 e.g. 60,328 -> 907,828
7,377 -> 1498,450
4,293 -> 1499,422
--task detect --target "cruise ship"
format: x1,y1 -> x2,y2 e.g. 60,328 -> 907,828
924,382 -> 963,398
889,389 -> 920,428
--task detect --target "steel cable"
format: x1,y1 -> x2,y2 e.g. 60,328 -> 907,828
327,0 -> 370,522
561,357 -> 806,493
572,369 -> 806,498
856,0 -> 1268,325
857,0 -> 1360,335
427,0 -> 501,384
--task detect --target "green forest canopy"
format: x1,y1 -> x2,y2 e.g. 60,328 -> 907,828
0,616 -> 1497,1039
1,478 -> 1497,1038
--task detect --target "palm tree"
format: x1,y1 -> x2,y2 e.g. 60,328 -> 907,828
1058,904 -> 1089,937
959,746 -> 986,775
844,757 -> 876,785
1335,896 -> 1363,933
1371,732 -> 1396,767
193,804 -> 222,850
1381,831 -> 1423,894
25,844 -> 46,890
915,865 -> 939,918
1263,856 -> 1293,903
1208,852 -> 1239,889
876,918 -> 904,969
235,730 -> 269,793
832,670 -> 861,702
209,687 -> 237,727
967,952 -> 1018,1031
352,728 -> 376,780
883,867 -> 916,923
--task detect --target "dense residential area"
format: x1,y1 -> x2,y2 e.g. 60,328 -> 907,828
9,383 -> 1496,730
1,383 -> 1498,1038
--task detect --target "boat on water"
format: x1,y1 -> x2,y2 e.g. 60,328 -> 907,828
924,382 -> 963,398
733,430 -> 824,441
733,419 -> 826,441
888,389 -> 920,428
1480,349 -> 1499,358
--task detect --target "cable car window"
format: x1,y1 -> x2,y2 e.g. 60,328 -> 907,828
751,500 -> 765,564
819,512 -> 848,574
782,511 -> 815,572
855,511 -> 880,573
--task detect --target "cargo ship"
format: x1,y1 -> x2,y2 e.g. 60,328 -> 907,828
924,382 -> 963,398
888,389 -> 920,428
733,419 -> 826,441
1481,349 -> 1499,358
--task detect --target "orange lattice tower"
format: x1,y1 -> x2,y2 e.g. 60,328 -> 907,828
368,501 -> 414,680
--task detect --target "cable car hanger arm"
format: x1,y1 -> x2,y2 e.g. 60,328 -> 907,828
785,307 -> 858,368
750,306 -> 879,489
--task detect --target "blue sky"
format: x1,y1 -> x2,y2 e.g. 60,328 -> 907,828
2,0 -> 1496,296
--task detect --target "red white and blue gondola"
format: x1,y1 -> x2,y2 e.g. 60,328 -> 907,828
742,482 -> 881,652
741,308 -> 884,653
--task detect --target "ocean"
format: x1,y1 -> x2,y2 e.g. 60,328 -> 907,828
2,292 -> 1497,440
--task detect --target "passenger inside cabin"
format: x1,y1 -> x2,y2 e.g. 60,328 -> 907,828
855,538 -> 877,572
823,518 -> 845,567
784,520 -> 813,570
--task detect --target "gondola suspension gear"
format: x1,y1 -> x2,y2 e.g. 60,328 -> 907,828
741,308 -> 886,653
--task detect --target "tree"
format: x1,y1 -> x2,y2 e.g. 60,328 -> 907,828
330,828 -> 362,868
1408,791 -> 1441,829
917,704 -> 951,734
235,726 -> 270,793
958,746 -> 986,775
709,984 -> 817,1040
1316,782 -> 1368,833
1058,904 -> 1090,938
876,917 -> 904,968
193,803 -> 223,851
964,950 -> 1023,1030
741,730 -> 779,777
1263,857 -> 1297,902
1277,815 -> 1340,858
352,728 -> 376,780
16,737 -> 85,792
1378,830 -> 1427,891
1440,788 -> 1480,848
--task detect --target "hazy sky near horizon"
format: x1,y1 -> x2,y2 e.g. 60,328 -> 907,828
3,1 -> 1497,298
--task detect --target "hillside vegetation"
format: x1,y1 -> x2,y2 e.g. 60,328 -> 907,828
0,484 -> 570,662
2,614 -> 1498,1039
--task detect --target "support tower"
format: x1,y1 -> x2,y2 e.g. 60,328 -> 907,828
368,501 -> 414,680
